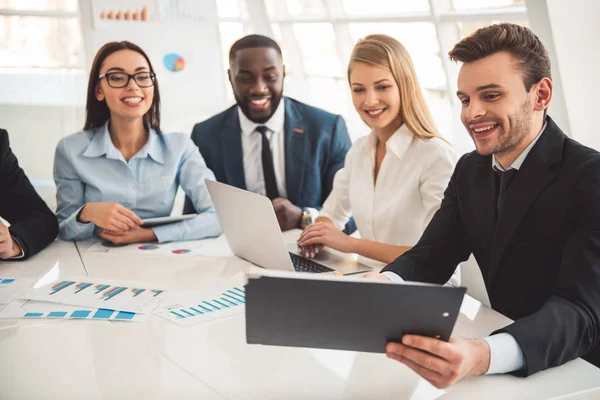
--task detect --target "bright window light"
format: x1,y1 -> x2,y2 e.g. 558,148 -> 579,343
342,0 -> 430,15
451,0 -> 525,10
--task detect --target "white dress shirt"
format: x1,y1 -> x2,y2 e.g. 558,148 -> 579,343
238,99 -> 287,198
384,122 -> 548,375
320,124 -> 457,248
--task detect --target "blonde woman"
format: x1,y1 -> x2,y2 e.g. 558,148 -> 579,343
298,34 -> 457,266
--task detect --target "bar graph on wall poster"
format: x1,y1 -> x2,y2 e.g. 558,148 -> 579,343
0,299 -> 149,322
154,280 -> 246,327
21,276 -> 167,313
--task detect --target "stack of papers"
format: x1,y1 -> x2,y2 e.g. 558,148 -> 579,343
0,275 -> 167,322
0,273 -> 247,327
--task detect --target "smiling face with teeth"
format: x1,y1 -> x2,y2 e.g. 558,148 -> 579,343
457,51 -> 550,166
349,62 -> 402,136
229,47 -> 285,124
95,49 -> 154,124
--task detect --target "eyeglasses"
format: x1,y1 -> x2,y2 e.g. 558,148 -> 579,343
98,71 -> 156,88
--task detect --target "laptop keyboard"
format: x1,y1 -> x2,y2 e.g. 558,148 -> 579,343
289,252 -> 334,273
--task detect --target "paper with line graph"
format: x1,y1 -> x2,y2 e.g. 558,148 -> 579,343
21,275 -> 167,313
153,273 -> 245,327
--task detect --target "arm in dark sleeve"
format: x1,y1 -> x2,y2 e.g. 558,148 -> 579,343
0,130 -> 58,259
496,154 -> 600,376
382,154 -> 471,284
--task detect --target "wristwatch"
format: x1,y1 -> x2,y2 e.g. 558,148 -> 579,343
300,208 -> 313,229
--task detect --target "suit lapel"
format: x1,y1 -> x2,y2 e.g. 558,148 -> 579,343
489,117 -> 564,282
283,99 -> 307,204
220,107 -> 247,189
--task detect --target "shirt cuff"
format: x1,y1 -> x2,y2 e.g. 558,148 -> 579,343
9,235 -> 25,259
381,271 -> 405,283
483,333 -> 526,374
152,223 -> 183,243
59,205 -> 96,240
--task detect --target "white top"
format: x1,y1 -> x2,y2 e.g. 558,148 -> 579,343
320,124 -> 457,246
238,98 -> 287,198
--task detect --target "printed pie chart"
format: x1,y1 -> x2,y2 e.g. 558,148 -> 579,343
163,53 -> 185,72
138,244 -> 159,250
172,249 -> 191,254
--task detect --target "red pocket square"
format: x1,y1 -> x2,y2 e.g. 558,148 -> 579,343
293,128 -> 304,134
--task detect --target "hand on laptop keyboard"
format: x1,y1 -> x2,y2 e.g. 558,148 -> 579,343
289,253 -> 333,273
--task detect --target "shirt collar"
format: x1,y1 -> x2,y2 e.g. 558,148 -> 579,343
238,97 -> 286,136
368,123 -> 414,160
492,121 -> 547,172
82,121 -> 164,164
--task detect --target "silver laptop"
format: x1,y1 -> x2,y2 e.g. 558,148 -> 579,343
206,180 -> 372,275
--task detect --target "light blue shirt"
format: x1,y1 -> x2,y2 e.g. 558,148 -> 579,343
54,122 -> 221,243
382,122 -> 548,375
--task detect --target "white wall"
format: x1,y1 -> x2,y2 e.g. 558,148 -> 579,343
0,104 -> 84,181
527,0 -> 600,150
545,0 -> 600,150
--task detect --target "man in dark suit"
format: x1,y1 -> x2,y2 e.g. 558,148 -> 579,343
185,34 -> 353,232
371,24 -> 600,387
0,129 -> 58,260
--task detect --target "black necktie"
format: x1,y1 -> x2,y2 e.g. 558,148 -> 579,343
256,125 -> 279,200
494,167 -> 517,216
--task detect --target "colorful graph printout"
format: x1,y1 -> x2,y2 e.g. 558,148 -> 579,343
153,273 -> 245,327
0,299 -> 149,322
22,276 -> 166,313
85,239 -> 211,257
138,244 -> 159,250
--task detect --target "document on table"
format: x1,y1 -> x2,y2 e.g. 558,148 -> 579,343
84,239 -> 206,256
0,299 -> 149,322
83,236 -> 235,258
0,277 -> 36,304
153,273 -> 246,327
21,275 -> 167,313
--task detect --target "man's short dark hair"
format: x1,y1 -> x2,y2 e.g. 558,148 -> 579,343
229,34 -> 282,65
449,23 -> 551,92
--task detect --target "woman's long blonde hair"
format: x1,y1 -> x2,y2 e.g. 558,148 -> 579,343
348,34 -> 446,142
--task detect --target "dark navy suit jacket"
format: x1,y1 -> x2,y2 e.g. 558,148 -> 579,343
184,97 -> 355,232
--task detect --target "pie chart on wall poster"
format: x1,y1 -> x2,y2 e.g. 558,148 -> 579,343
163,53 -> 185,72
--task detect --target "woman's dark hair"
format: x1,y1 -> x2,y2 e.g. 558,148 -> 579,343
83,41 -> 161,131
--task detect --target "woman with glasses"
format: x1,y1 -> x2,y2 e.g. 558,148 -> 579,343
54,41 -> 221,244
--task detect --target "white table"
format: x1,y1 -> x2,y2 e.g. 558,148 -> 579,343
1,234 -> 599,399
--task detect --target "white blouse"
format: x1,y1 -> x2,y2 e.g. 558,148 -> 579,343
320,124 -> 457,247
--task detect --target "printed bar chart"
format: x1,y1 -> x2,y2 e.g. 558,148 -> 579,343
92,309 -> 114,319
48,311 -> 68,318
0,299 -> 149,322
50,281 -> 75,294
75,283 -> 93,293
101,286 -> 127,301
95,284 -> 110,294
24,312 -> 43,317
162,286 -> 246,327
21,276 -> 167,313
71,310 -> 91,318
